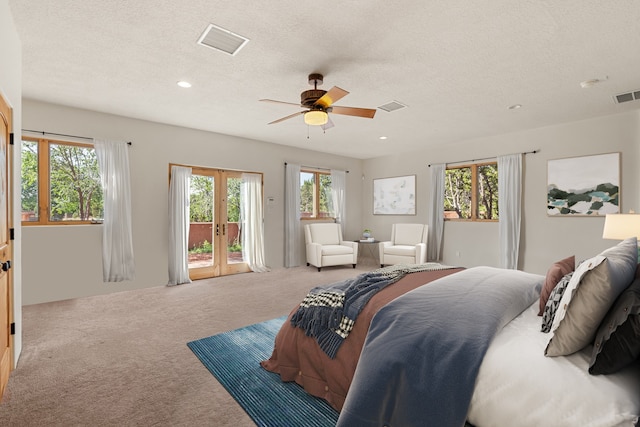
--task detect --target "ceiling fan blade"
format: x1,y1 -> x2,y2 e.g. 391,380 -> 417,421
330,105 -> 376,119
260,99 -> 302,107
268,111 -> 305,124
321,116 -> 335,131
315,86 -> 349,108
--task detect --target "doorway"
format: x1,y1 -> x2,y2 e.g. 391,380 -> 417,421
183,166 -> 251,280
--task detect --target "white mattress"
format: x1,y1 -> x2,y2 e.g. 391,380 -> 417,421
468,303 -> 640,427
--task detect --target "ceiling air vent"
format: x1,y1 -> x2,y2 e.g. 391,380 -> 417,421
197,23 -> 249,56
378,100 -> 407,112
613,90 -> 640,104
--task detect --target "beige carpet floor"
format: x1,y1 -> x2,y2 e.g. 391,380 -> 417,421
0,264 -> 374,426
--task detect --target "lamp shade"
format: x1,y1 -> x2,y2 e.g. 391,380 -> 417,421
602,214 -> 640,240
304,110 -> 328,126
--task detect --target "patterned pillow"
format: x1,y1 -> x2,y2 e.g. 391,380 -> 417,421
545,238 -> 638,357
538,256 -> 575,316
541,272 -> 573,333
589,271 -> 640,375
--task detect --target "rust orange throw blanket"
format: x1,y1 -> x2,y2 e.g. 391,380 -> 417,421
261,266 -> 463,412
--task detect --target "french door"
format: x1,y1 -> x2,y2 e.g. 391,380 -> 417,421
187,167 -> 250,280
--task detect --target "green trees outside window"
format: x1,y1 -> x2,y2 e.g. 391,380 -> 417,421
189,175 -> 240,224
226,178 -> 241,224
445,166 -> 472,219
189,175 -> 213,222
444,163 -> 498,220
21,138 -> 103,223
21,140 -> 38,221
300,171 -> 332,218
477,164 -> 498,219
50,143 -> 103,221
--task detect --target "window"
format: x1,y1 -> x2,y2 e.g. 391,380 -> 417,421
444,162 -> 498,220
21,138 -> 103,224
300,170 -> 332,219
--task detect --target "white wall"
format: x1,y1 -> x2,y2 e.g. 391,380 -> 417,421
1,0 -> 23,364
19,82 -> 640,304
362,110 -> 640,275
21,100 -> 364,304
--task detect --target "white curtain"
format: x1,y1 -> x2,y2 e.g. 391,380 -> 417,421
94,139 -> 135,282
285,163 -> 301,267
330,169 -> 346,228
241,173 -> 270,272
427,163 -> 445,261
168,166 -> 192,286
498,153 -> 522,269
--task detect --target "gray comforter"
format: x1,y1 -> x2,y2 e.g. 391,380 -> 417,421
336,266 -> 542,427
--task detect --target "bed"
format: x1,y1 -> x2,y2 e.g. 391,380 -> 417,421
261,239 -> 640,427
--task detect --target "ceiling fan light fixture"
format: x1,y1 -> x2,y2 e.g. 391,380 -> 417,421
262,74 -> 376,128
304,110 -> 328,126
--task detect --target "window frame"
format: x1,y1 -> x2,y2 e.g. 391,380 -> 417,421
444,161 -> 499,222
21,136 -> 103,226
300,168 -> 333,220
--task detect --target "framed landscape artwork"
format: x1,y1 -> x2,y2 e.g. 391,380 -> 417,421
373,175 -> 416,215
547,152 -> 620,216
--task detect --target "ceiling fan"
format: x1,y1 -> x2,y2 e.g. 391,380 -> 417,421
260,73 -> 376,130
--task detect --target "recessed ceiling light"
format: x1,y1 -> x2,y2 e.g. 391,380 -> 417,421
379,136 -> 388,140
177,81 -> 192,88
508,104 -> 522,110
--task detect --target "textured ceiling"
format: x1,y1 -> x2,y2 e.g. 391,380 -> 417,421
8,0 -> 640,159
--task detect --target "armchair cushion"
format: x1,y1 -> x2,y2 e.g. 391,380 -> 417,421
307,223 -> 341,245
394,224 -> 427,246
384,245 -> 417,257
322,245 -> 354,256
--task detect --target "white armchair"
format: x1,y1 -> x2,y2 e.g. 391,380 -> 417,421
305,223 -> 358,272
379,224 -> 428,267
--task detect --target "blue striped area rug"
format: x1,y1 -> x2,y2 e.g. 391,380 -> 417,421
187,316 -> 339,427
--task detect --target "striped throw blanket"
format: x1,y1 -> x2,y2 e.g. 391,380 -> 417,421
290,263 -> 456,358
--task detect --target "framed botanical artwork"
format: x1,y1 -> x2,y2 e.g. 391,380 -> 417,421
547,152 -> 620,216
373,175 -> 416,215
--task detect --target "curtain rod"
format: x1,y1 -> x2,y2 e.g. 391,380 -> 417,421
427,149 -> 538,167
284,162 -> 349,173
22,129 -> 132,145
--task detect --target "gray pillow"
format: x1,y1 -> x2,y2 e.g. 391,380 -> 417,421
545,237 -> 638,357
589,271 -> 640,375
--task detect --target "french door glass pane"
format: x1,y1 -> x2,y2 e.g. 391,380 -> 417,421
188,174 -> 214,269
226,177 -> 243,264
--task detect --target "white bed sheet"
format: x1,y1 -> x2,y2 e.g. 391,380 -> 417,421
468,303 -> 640,427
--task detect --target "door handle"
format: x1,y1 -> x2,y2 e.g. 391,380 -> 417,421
0,260 -> 10,271
216,224 -> 219,236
